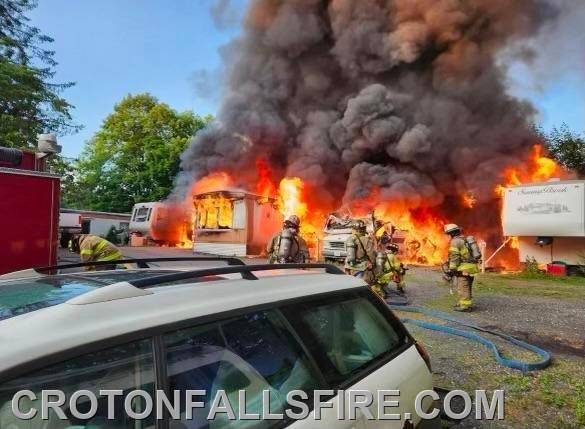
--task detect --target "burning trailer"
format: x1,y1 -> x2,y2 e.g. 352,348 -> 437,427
192,188 -> 283,257
129,202 -> 192,246
502,180 -> 585,274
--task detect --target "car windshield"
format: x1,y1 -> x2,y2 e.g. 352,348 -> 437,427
0,270 -> 178,321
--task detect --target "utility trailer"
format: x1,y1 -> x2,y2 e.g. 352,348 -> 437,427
502,180 -> 585,272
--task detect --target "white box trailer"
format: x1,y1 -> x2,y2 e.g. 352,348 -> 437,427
59,209 -> 131,247
193,188 -> 283,257
503,180 -> 585,266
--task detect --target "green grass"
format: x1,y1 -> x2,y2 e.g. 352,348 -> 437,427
422,272 -> 585,303
474,273 -> 585,299
408,325 -> 585,428
405,268 -> 585,427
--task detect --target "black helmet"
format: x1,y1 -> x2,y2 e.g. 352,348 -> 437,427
386,242 -> 399,253
352,220 -> 367,233
284,215 -> 301,230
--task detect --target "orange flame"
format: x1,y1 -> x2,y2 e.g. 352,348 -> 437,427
256,158 -> 277,198
496,145 -> 563,195
192,172 -> 233,195
171,144 -> 566,268
461,192 -> 476,209
278,177 -> 308,220
491,144 -> 566,269
347,187 -> 449,265
195,194 -> 233,229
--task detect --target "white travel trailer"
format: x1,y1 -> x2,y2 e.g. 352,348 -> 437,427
502,180 -> 585,269
129,202 -> 191,245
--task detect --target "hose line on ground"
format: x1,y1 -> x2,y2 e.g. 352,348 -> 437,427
388,304 -> 552,372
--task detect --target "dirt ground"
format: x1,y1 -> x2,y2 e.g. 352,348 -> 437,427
58,247 -> 585,428
402,266 -> 585,429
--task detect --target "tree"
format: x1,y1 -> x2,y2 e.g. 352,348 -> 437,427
74,94 -> 211,212
47,155 -> 78,208
0,0 -> 79,148
544,124 -> 585,178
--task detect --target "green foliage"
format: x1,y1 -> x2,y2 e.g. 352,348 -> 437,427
541,123 -> 585,178
47,156 -> 78,208
73,94 -> 211,212
0,0 -> 79,148
523,256 -> 543,274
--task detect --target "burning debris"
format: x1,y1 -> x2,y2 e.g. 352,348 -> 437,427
171,0 -> 575,265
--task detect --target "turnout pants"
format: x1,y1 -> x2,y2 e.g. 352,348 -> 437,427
456,275 -> 474,309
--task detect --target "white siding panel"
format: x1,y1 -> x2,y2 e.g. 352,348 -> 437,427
193,242 -> 247,257
232,200 -> 246,229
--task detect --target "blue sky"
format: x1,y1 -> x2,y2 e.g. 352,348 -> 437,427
29,1 -> 584,158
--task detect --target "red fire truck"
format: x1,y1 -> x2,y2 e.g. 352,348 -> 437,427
0,136 -> 61,275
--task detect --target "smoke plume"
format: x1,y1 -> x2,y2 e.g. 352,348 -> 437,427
175,0 -> 571,235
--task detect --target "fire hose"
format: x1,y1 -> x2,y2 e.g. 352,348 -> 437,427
387,303 -> 551,372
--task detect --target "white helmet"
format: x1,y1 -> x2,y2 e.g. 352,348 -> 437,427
444,224 -> 461,235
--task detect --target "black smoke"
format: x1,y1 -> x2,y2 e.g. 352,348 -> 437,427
175,0 -> 570,234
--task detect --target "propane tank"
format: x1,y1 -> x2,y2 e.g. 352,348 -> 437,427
376,251 -> 386,268
277,228 -> 294,263
465,236 -> 482,262
346,238 -> 357,264
375,251 -> 386,275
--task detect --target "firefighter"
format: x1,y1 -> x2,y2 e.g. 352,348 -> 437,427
444,223 -> 480,312
345,220 -> 377,285
374,242 -> 406,297
69,234 -> 124,271
267,215 -> 309,263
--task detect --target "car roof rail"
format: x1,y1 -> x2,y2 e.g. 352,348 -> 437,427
34,257 -> 246,274
129,263 -> 345,287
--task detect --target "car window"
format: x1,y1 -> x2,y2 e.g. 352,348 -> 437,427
283,292 -> 408,387
0,277 -> 104,320
0,339 -> 154,429
165,309 -> 325,429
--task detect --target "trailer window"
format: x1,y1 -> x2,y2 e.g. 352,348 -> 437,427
134,207 -> 150,222
195,196 -> 233,229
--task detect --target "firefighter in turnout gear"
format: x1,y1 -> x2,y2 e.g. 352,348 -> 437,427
69,234 -> 124,271
373,242 -> 406,298
267,215 -> 309,263
444,223 -> 481,312
344,220 -> 377,285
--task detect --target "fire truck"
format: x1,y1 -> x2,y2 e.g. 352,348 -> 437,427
0,135 -> 61,275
